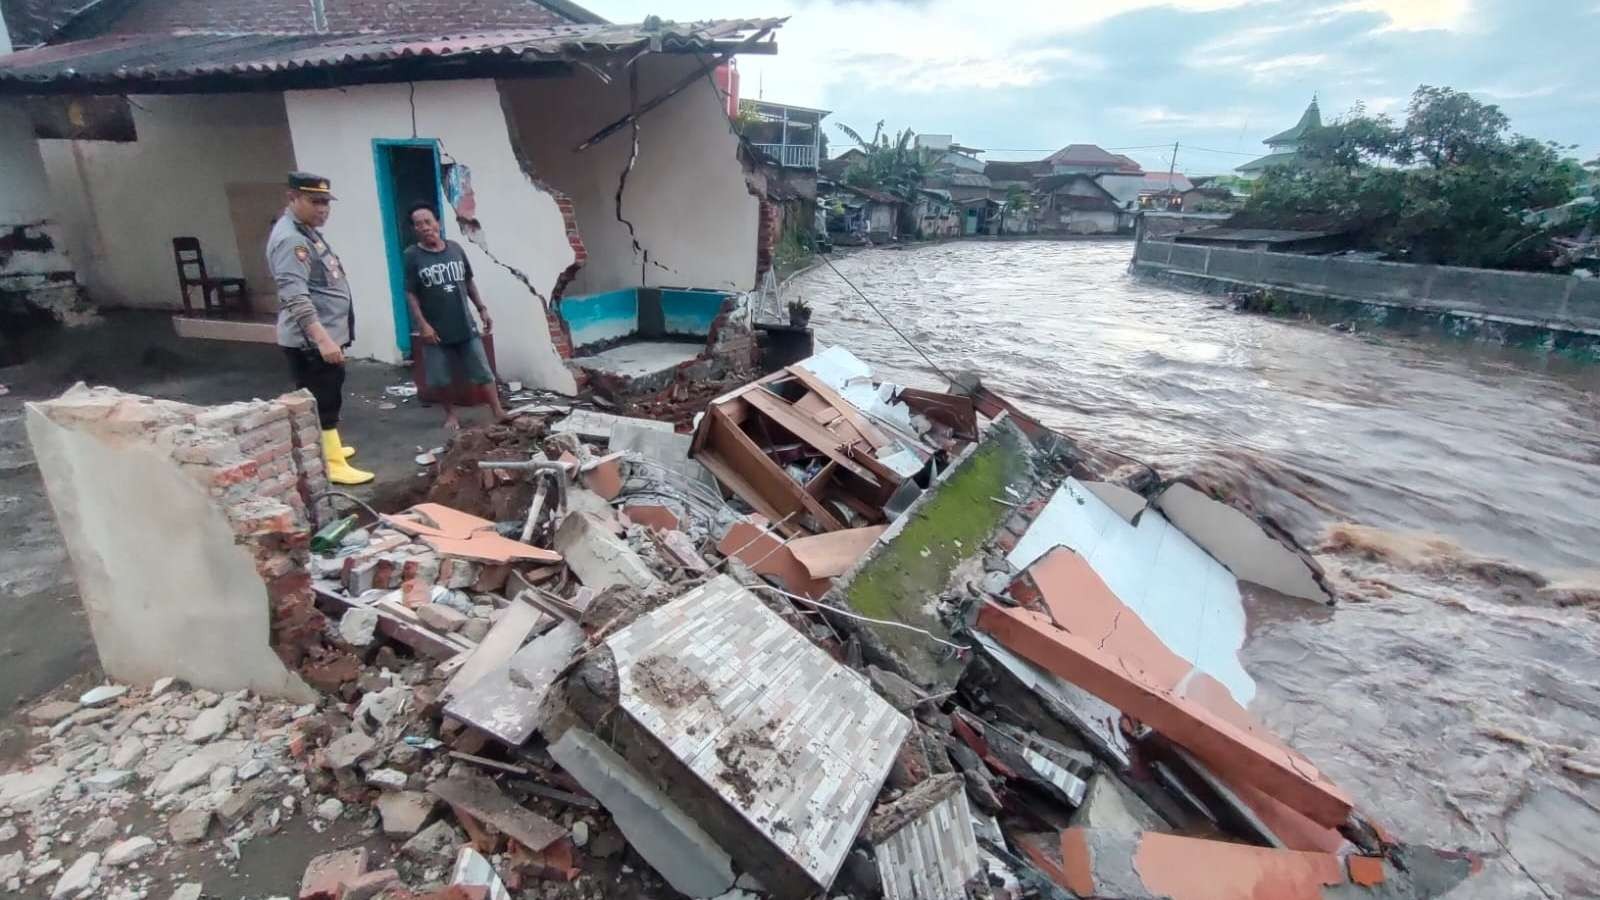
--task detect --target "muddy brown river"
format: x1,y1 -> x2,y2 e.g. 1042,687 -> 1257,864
795,240 -> 1600,899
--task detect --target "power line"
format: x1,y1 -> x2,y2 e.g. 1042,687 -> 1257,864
818,253 -> 954,382
1181,144 -> 1261,157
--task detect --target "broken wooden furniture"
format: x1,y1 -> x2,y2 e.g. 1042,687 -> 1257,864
172,236 -> 248,318
689,351 -> 978,537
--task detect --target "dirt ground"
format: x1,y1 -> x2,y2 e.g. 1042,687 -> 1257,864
0,311 -> 503,746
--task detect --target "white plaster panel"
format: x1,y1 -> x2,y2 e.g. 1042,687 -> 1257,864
23,404 -> 315,701
1009,478 -> 1255,705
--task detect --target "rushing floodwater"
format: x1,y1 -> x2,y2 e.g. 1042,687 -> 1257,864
794,240 -> 1600,899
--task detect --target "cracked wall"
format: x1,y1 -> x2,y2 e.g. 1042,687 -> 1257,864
284,80 -> 577,392
498,56 -> 761,298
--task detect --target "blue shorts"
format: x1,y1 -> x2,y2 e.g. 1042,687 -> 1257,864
421,336 -> 494,388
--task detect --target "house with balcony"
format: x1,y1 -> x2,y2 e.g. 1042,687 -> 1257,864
741,100 -> 829,171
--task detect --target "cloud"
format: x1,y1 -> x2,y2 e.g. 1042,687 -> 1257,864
824,47 -> 1098,92
1112,105 -> 1256,130
1467,83 -> 1565,101
1241,52 -> 1332,79
1336,0 -> 1472,31
583,0 -> 1600,166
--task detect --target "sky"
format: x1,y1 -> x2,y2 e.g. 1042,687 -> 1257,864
586,0 -> 1599,175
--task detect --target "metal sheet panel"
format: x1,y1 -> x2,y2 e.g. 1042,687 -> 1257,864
1007,479 -> 1254,705
608,575 -> 912,891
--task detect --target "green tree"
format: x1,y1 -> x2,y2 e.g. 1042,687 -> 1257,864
1248,85 -> 1586,269
1397,85 -> 1510,167
835,121 -> 937,200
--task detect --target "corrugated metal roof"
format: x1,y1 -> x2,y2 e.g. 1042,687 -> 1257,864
1174,227 -> 1336,244
0,18 -> 783,89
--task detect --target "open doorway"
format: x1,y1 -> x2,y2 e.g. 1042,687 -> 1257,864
373,139 -> 442,356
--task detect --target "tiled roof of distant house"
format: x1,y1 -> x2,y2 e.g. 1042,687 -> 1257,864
927,171 -> 991,189
836,184 -> 902,205
1135,172 -> 1194,193
1044,144 -> 1143,173
984,160 -> 1048,182
1036,173 -> 1119,198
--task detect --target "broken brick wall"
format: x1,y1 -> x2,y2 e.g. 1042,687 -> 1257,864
24,384 -> 335,701
0,99 -> 88,342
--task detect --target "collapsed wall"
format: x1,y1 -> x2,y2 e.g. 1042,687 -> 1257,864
24,384 -> 332,700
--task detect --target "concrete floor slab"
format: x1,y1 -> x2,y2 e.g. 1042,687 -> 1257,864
570,341 -> 700,380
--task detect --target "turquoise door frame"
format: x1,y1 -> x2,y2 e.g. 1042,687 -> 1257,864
372,138 -> 443,357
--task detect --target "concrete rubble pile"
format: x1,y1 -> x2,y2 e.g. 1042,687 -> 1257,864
9,351 -> 1482,900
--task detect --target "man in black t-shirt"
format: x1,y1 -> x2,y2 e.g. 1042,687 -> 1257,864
403,203 -> 508,430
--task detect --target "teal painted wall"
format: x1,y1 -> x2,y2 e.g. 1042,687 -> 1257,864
560,289 -> 638,350
660,289 -> 729,336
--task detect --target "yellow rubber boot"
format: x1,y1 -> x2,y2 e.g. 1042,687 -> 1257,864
323,429 -> 374,485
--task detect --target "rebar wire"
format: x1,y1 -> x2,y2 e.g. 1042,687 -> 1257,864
312,489 -> 382,524
749,583 -> 971,653
819,252 -> 954,383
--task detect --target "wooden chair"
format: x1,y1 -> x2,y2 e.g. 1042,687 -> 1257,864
172,237 -> 248,317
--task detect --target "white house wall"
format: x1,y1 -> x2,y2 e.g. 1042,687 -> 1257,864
0,97 -> 78,313
283,80 -> 575,392
0,99 -> 54,225
499,56 -> 759,297
37,93 -> 296,309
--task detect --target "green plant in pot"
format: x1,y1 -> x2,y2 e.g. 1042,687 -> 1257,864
787,297 -> 813,327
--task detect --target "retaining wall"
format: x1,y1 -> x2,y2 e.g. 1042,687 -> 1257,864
1133,239 -> 1600,336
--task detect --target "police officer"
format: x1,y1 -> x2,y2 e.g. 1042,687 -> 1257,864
269,172 -> 374,485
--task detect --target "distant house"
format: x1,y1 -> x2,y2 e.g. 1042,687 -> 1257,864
957,196 -> 1002,236
1179,185 -> 1239,212
912,189 -> 960,238
1044,144 -> 1143,176
917,133 -> 985,173
823,183 -> 902,243
1096,171 -> 1195,210
984,160 -> 1048,190
819,147 -> 865,181
1236,97 -> 1322,180
925,170 -> 993,204
1035,174 -> 1127,234
741,99 -> 829,171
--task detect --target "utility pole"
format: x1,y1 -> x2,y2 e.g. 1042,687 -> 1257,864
1167,141 -> 1180,209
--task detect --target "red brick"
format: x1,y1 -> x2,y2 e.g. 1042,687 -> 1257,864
301,653 -> 362,693
1348,855 -> 1386,887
